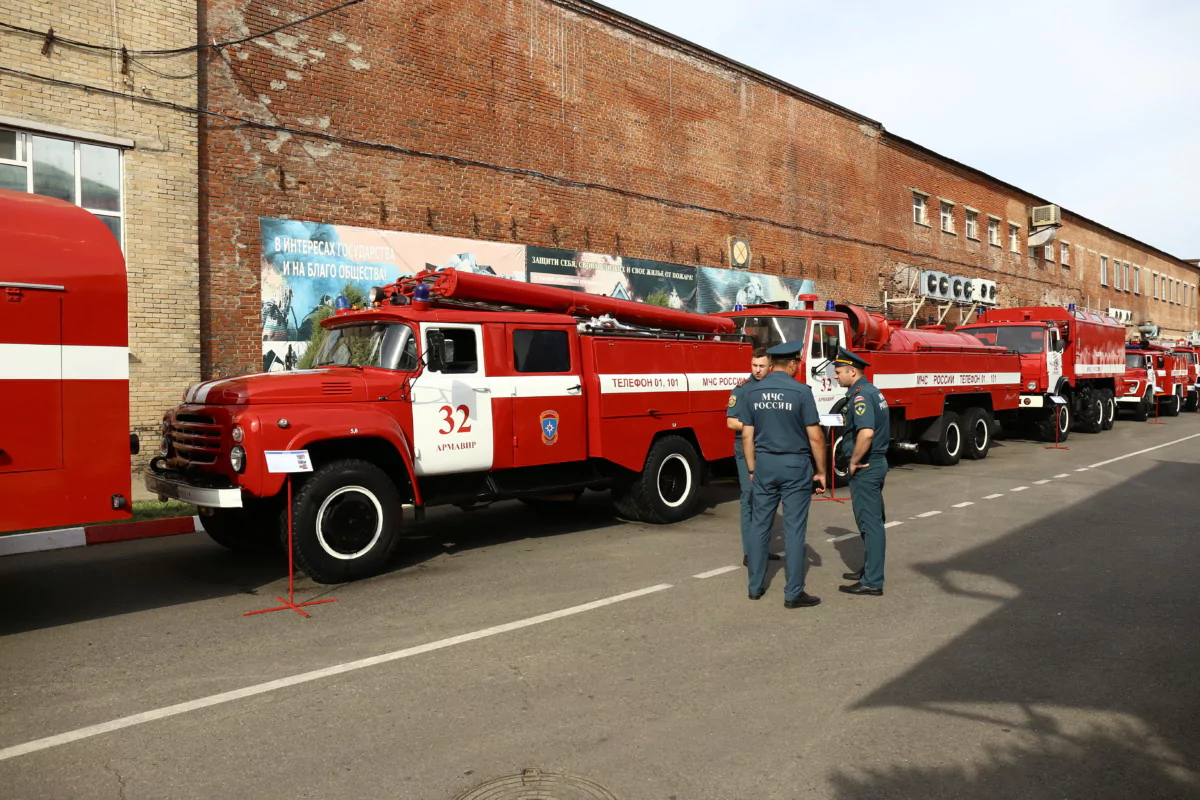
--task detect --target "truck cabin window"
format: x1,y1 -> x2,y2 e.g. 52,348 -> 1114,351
1125,353 -> 1146,369
729,317 -> 808,352
964,325 -> 1044,354
513,329 -> 571,373
430,327 -> 478,374
314,323 -> 416,370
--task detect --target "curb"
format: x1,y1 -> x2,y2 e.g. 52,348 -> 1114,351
0,516 -> 203,557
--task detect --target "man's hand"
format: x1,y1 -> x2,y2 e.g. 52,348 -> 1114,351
848,462 -> 868,477
813,472 -> 827,493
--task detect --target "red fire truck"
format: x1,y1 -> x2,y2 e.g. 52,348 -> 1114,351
1168,343 -> 1200,412
147,268 -> 752,583
720,299 -> 1023,466
1118,346 -> 1157,421
0,190 -> 137,533
1125,340 -> 1189,417
957,306 -> 1126,438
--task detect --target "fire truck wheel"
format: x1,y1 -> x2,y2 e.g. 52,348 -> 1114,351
928,412 -> 963,467
1100,389 -> 1116,430
960,407 -> 992,460
1034,402 -> 1070,442
1075,387 -> 1104,434
1186,390 -> 1199,413
1160,391 -> 1181,417
612,435 -> 701,524
291,459 -> 403,584
1132,390 -> 1152,422
199,500 -> 284,554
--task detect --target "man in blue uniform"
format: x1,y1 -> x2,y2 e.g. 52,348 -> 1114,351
738,341 -> 827,608
832,348 -> 890,597
726,348 -> 781,566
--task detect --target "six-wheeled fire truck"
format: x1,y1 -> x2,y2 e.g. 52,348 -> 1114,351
0,190 -> 137,534
958,306 -> 1126,439
720,299 -> 1023,467
147,268 -> 753,582
1124,340 -> 1189,417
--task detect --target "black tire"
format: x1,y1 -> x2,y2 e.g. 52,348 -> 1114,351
960,407 -> 992,460
199,498 -> 283,554
1034,401 -> 1071,442
928,412 -> 963,466
1186,389 -> 1199,413
1160,391 -> 1181,417
291,459 -> 403,584
1075,387 -> 1103,434
1100,389 -> 1116,431
611,435 -> 702,524
1132,389 -> 1152,422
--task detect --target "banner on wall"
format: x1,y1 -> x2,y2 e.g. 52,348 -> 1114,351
525,246 -> 698,310
258,218 -> 526,371
694,266 -> 816,314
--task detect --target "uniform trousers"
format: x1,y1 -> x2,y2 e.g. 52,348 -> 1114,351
734,448 -> 753,557
848,460 -> 888,589
747,452 -> 813,600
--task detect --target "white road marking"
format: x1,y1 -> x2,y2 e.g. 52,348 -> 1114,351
951,502 -> 974,508
917,510 -> 942,518
1011,486 -> 1029,492
1034,480 -> 1051,485
1087,432 -> 1200,469
827,533 -> 860,543
693,565 -> 740,579
884,521 -> 903,529
1054,474 -> 1070,478
983,493 -> 1005,500
0,583 -> 673,762
1076,468 -> 1089,472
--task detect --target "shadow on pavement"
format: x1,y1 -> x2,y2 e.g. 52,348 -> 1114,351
830,458 -> 1200,798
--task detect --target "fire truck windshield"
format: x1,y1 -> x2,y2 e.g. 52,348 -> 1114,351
962,325 -> 1044,354
729,316 -> 807,351
1125,353 -> 1146,368
313,323 -> 417,370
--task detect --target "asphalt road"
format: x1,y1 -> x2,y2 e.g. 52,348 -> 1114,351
2,416 -> 1199,799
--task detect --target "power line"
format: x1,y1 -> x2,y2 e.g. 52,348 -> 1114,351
0,0 -> 364,57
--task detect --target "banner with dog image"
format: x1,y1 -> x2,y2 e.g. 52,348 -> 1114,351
694,267 -> 815,314
259,218 -> 526,372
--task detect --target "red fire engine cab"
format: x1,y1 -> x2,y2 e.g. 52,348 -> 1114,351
1117,346 -> 1156,421
958,305 -> 1126,438
719,299 -> 1022,466
1167,343 -> 1200,412
0,190 -> 136,533
1124,340 -> 1188,417
147,268 -> 751,583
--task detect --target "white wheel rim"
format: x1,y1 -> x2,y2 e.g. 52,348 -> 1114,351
946,422 -> 961,457
316,485 -> 384,560
657,453 -> 693,508
972,418 -> 988,451
1060,406 -> 1070,433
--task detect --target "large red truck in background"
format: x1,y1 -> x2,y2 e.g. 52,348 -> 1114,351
957,306 -> 1126,439
0,190 -> 136,533
147,268 -> 752,583
1125,340 -> 1189,417
720,299 -> 1023,465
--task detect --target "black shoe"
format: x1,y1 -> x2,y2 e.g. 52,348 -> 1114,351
842,569 -> 864,581
748,592 -> 765,600
743,553 -> 784,566
783,592 -> 821,609
838,582 -> 883,596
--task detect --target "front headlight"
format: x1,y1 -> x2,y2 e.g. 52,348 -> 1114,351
231,425 -> 244,443
230,445 -> 246,473
1026,380 -> 1037,391
160,435 -> 171,457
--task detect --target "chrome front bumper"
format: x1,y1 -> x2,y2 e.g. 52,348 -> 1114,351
144,472 -> 243,508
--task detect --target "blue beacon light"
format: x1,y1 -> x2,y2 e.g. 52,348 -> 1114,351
825,300 -> 836,311
334,295 -> 351,313
413,283 -> 431,303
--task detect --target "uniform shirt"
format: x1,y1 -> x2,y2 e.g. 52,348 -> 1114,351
843,376 -> 890,460
725,374 -> 760,457
736,370 -> 820,455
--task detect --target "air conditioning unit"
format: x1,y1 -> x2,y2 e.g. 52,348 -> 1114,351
1030,204 -> 1062,227
1107,307 -> 1133,325
920,270 -> 951,299
950,276 -> 974,303
972,279 -> 997,305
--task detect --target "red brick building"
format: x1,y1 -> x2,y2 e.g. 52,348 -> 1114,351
199,0 -> 1199,377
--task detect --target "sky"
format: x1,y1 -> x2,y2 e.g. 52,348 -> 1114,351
598,0 -> 1200,260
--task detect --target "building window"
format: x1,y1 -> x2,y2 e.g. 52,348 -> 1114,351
1044,243 -> 1054,261
940,201 -> 955,233
1133,266 -> 1140,294
1153,274 -> 1159,299
1061,242 -> 1070,265
0,128 -> 123,247
965,209 -> 978,240
1100,256 -> 1109,286
913,192 -> 928,225
988,217 -> 1000,246
1115,259 -> 1123,291
1009,224 -> 1020,252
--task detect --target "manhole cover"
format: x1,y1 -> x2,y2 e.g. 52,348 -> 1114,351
453,768 -> 618,800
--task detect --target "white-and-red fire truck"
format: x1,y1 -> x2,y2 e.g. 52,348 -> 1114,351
957,306 -> 1126,439
1124,340 -> 1189,417
720,300 -> 1023,466
0,190 -> 137,534
1167,343 -> 1200,412
1118,346 -> 1157,421
147,268 -> 753,583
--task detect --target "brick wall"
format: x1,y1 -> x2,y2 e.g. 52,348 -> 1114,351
1,0 -> 200,467
199,0 -> 1199,379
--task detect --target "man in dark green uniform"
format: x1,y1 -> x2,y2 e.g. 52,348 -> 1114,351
833,348 -> 889,597
738,341 -> 827,608
726,348 -> 781,566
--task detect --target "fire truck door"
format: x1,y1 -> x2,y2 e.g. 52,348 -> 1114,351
505,325 -> 586,467
806,321 -> 845,415
1046,328 -> 1063,391
0,285 -> 64,473
410,323 -> 494,475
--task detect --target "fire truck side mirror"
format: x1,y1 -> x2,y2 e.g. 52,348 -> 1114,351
426,330 -> 447,372
1052,338 -> 1066,353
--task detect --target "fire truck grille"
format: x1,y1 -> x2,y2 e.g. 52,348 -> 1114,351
169,414 -> 222,465
321,381 -> 354,396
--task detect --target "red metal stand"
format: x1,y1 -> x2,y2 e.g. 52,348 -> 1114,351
1044,404 -> 1069,450
244,476 -> 338,618
813,430 -> 846,504
1147,394 -> 1166,425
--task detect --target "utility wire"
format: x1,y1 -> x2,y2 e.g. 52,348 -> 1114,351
0,0 -> 364,56
0,63 -> 1075,289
